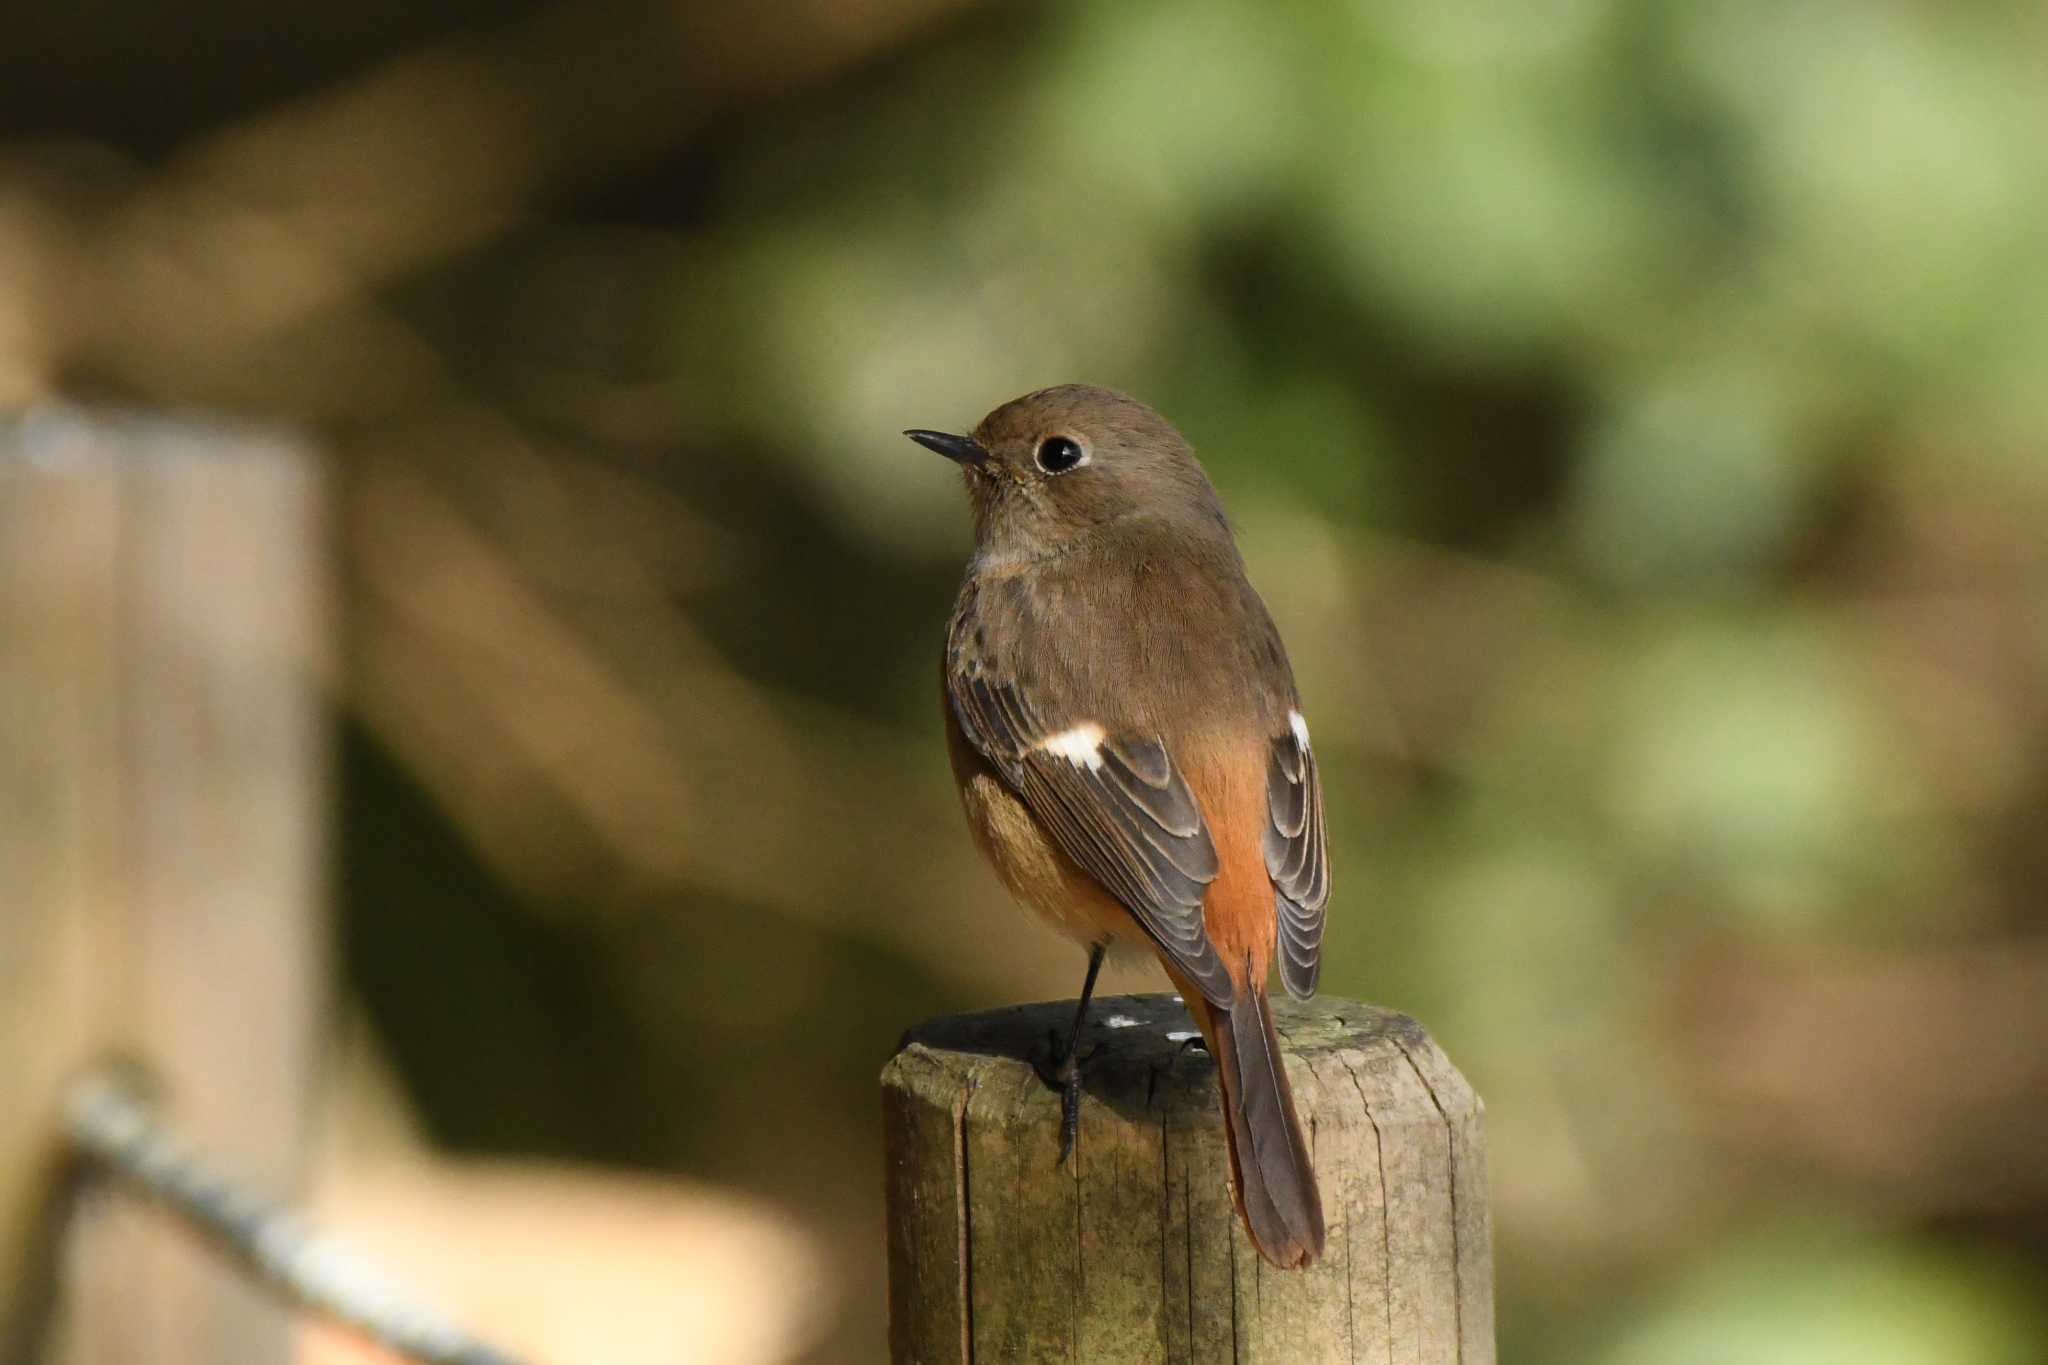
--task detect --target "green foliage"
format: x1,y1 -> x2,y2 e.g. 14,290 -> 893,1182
636,2 -> 2048,1355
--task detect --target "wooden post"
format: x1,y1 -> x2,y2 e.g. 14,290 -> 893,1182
882,993 -> 1492,1364
0,408 -> 329,1365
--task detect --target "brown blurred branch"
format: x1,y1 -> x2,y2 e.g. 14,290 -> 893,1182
343,408 -> 1074,992
4,0 -> 975,412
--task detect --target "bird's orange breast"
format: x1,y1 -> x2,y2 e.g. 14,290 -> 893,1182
944,701 -> 1148,949
947,695 -> 1278,990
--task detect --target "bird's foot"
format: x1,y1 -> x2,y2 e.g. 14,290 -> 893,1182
1034,1028 -> 1093,1165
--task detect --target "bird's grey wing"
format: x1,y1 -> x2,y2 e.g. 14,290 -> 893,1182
948,636 -> 1235,1008
1264,717 -> 1329,1000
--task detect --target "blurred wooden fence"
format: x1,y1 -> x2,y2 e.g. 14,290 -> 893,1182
1,409 -> 328,1365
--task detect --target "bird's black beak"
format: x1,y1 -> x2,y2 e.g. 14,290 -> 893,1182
904,429 -> 988,467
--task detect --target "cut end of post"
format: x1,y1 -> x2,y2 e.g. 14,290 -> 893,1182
882,993 -> 1494,1363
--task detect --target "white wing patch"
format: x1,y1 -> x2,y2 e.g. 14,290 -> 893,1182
1289,709 -> 1311,749
1037,722 -> 1107,772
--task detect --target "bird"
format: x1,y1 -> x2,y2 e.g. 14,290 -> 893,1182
906,384 -> 1330,1270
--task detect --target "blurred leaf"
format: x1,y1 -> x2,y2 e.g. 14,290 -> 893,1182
1599,1229 -> 2048,1365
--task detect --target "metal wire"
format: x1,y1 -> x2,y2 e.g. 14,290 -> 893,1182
63,1072 -> 533,1365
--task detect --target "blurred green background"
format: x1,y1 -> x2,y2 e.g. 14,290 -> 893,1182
5,0 -> 2047,1360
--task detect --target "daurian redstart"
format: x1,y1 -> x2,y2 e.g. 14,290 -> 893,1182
907,384 -> 1330,1270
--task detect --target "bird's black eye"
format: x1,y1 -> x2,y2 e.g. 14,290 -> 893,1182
1035,435 -> 1086,474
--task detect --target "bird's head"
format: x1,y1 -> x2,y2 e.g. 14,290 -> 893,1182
906,384 -> 1229,563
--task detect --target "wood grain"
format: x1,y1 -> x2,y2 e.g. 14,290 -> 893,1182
882,994 -> 1493,1365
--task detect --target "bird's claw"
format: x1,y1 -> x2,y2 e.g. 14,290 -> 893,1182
1035,1028 -> 1092,1165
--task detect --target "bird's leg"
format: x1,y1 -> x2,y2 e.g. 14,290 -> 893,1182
1037,942 -> 1106,1165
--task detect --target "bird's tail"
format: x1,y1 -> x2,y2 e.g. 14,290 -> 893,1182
1193,986 -> 1325,1268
